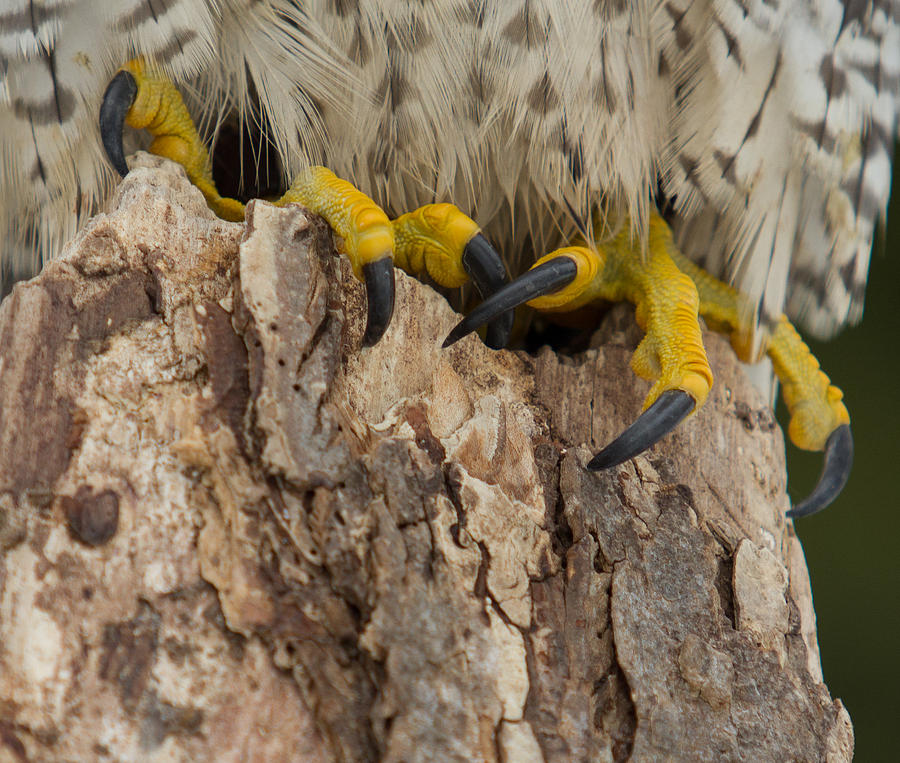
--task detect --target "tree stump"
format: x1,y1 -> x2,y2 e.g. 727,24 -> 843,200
0,155 -> 853,761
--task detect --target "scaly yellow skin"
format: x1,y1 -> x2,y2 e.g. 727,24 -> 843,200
528,212 -> 848,452
530,214 -> 713,413
670,249 -> 849,451
768,318 -> 850,451
117,63 -> 846,454
121,60 -> 245,222
118,61 -> 483,290
279,167 -> 393,281
392,204 -> 481,288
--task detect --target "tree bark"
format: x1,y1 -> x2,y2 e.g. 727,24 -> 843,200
0,155 -> 853,762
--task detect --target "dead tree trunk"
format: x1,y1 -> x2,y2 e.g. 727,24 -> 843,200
0,155 -> 853,762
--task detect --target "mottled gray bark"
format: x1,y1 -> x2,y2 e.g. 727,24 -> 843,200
0,155 -> 852,762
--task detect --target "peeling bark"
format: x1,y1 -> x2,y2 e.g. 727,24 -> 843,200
0,155 -> 852,762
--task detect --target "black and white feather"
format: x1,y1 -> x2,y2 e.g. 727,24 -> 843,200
1,0 -> 897,346
662,0 -> 899,340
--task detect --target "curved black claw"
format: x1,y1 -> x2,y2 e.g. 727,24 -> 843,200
443,256 -> 578,348
461,233 -> 513,349
100,70 -> 138,177
587,389 -> 695,470
786,424 -> 853,519
361,258 -> 396,347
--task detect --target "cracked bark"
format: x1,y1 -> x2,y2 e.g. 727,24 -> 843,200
0,155 -> 853,762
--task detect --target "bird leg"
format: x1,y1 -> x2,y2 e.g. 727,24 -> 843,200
100,59 -> 244,222
449,212 -> 714,462
448,211 -> 852,517
99,60 -> 511,347
669,248 -> 852,518
390,204 -> 512,349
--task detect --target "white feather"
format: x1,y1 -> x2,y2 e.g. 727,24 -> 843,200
0,0 -> 897,352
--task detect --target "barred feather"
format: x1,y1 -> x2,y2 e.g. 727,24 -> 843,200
664,0 -> 900,340
1,0 -> 897,348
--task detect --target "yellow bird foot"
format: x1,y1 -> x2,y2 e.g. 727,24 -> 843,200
99,62 -> 512,347
100,60 -> 245,222
448,212 -> 851,517
767,318 -> 851,518
669,247 -> 852,518
448,213 -> 713,467
392,203 -> 513,349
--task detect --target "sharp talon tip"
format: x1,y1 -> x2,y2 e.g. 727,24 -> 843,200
587,389 -> 695,471
786,424 -> 853,519
445,256 -> 579,346
99,70 -> 138,178
361,258 -> 395,347
443,314 -> 480,347
442,325 -> 466,348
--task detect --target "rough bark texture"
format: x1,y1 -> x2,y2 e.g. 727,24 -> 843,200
0,155 -> 852,762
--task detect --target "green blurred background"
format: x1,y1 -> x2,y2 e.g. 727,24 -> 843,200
782,155 -> 899,760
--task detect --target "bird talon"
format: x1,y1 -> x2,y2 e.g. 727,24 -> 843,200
587,389 -> 695,470
99,70 -> 138,177
98,67 -> 851,514
361,258 -> 396,347
786,424 -> 854,519
673,249 -> 854,517
443,256 -> 579,347
102,69 -> 519,351
460,233 -> 513,349
99,60 -> 245,221
446,219 -> 712,472
391,206 -> 513,348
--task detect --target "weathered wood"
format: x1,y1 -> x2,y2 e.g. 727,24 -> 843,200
0,155 -> 852,761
